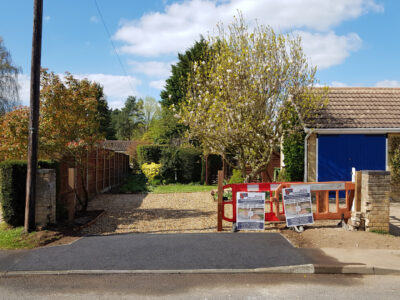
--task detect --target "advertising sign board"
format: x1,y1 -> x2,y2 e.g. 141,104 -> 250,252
283,185 -> 314,227
236,192 -> 265,230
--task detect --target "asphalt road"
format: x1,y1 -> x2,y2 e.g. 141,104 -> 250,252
0,273 -> 399,299
0,233 -> 311,271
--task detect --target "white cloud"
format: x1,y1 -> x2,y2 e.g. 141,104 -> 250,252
330,81 -> 349,87
90,16 -> 99,23
299,31 -> 362,69
114,0 -> 382,58
74,73 -> 141,103
18,74 -> 30,106
149,79 -> 166,90
375,80 -> 400,87
18,74 -> 141,110
129,60 -> 175,77
44,16 -> 50,22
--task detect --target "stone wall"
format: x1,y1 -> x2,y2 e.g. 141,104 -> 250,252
35,169 -> 56,228
360,170 -> 391,232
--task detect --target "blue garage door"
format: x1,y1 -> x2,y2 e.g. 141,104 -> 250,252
318,134 -> 386,182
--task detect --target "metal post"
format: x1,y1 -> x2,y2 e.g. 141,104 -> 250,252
25,0 -> 43,232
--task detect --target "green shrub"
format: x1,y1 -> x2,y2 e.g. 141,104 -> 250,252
200,156 -> 206,185
276,167 -> 288,182
0,160 -> 60,227
136,145 -> 168,165
141,162 -> 162,182
282,129 -> 305,182
160,147 -> 180,184
228,169 -> 244,184
159,147 -> 202,184
389,136 -> 400,184
177,147 -> 202,183
0,161 -> 27,226
118,173 -> 148,193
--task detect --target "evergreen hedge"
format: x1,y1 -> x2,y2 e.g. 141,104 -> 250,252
177,147 -> 202,183
141,146 -> 202,184
137,145 -> 168,165
0,160 -> 59,227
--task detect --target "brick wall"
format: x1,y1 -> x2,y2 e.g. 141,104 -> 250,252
360,170 -> 391,232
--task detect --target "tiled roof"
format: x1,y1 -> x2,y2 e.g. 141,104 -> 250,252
100,140 -> 133,152
306,88 -> 400,129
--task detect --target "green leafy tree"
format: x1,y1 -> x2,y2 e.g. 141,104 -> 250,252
158,38 -> 208,143
0,70 -> 103,211
142,96 -> 161,131
94,84 -> 115,140
0,37 -> 20,116
111,96 -> 144,140
180,14 -> 325,182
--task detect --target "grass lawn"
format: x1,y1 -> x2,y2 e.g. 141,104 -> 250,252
117,174 -> 217,194
149,184 -> 217,194
0,223 -> 38,249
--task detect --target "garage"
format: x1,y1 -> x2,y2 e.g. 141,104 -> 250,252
317,134 -> 386,182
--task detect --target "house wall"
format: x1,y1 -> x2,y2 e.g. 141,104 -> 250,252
307,133 -> 317,182
388,133 -> 400,202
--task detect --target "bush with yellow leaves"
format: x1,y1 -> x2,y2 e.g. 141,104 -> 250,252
141,162 -> 161,182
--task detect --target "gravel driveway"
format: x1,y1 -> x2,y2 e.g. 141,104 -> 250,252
81,192 -> 233,235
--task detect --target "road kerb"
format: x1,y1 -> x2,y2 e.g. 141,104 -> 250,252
2,264 -> 400,276
1,264 -> 314,276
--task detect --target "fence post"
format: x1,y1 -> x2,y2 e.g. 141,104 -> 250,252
108,151 -> 111,189
217,170 -> 224,231
86,150 -> 89,197
103,146 -> 105,191
95,146 -> 98,194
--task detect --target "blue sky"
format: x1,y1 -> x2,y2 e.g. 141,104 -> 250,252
0,0 -> 399,109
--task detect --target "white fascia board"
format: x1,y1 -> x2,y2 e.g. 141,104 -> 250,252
310,128 -> 400,134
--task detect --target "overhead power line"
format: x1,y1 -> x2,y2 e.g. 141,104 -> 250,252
94,0 -> 136,95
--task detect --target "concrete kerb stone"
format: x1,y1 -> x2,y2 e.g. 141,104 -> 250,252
1,264 -> 400,277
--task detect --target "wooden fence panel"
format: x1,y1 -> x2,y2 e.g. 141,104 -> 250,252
56,147 -> 130,218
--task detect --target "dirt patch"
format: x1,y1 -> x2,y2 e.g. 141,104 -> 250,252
281,222 -> 400,250
36,210 -> 104,247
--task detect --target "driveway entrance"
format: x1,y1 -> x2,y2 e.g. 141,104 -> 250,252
81,192 -> 234,235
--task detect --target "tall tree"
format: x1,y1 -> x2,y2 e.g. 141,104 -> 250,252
94,83 -> 115,139
180,14 -> 325,181
0,70 -> 103,211
142,96 -> 161,131
111,96 -> 144,140
0,37 -> 20,116
157,38 -> 208,143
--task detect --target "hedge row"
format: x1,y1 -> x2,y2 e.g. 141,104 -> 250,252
0,160 -> 59,227
137,145 -> 202,184
137,145 -> 168,165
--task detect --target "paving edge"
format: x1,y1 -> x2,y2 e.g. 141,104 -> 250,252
1,264 -> 315,276
1,264 -> 400,277
314,264 -> 400,275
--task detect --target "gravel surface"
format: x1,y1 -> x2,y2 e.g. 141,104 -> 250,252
81,192 -> 236,235
80,193 -> 400,250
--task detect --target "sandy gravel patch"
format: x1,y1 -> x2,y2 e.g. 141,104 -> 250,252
81,192 -> 236,235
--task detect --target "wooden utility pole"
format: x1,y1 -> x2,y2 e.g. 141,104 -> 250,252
24,0 -> 43,232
